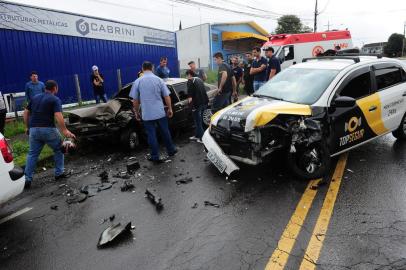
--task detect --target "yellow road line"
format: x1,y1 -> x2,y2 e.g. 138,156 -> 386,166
265,178 -> 321,270
299,153 -> 348,270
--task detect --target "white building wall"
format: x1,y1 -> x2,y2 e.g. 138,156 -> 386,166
176,24 -> 211,70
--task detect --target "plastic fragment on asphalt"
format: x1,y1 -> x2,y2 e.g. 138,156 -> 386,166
176,177 -> 193,185
109,214 -> 115,221
42,167 -> 46,171
97,222 -> 133,248
231,179 -> 238,183
127,161 -> 140,174
192,202 -> 198,209
120,180 -> 135,192
347,169 -> 354,173
98,171 -> 109,182
66,192 -> 87,204
145,189 -> 163,210
204,201 -> 220,208
107,158 -> 112,162
50,205 -> 58,210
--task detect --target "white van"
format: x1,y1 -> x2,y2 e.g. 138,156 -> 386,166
0,132 -> 25,206
262,30 -> 354,69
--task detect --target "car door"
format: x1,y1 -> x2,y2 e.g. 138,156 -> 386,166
170,82 -> 190,127
372,63 -> 406,131
328,66 -> 376,154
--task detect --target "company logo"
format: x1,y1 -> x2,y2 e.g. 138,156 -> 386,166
76,19 -> 89,36
339,116 -> 364,147
345,117 -> 362,133
312,46 -> 324,56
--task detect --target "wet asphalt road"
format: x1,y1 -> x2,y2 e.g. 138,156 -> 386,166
0,130 -> 405,270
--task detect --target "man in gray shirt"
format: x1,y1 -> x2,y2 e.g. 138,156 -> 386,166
129,61 -> 177,163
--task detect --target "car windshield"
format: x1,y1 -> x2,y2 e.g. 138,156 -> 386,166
255,68 -> 339,104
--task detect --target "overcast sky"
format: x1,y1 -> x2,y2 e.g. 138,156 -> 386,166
7,0 -> 406,47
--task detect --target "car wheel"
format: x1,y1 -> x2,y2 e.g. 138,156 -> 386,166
392,112 -> 406,140
202,108 -> 213,127
286,142 -> 331,180
120,128 -> 139,151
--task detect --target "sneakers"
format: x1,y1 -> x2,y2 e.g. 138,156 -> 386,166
147,156 -> 165,164
55,171 -> 72,181
24,181 -> 32,190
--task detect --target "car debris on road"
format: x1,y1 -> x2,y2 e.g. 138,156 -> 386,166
97,222 -> 134,248
145,188 -> 163,210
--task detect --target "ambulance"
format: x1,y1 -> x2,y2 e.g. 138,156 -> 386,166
262,30 -> 353,69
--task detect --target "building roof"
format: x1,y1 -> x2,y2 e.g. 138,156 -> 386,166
222,31 -> 268,42
211,21 -> 269,36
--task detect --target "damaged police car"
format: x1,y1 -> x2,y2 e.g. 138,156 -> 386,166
203,55 -> 406,179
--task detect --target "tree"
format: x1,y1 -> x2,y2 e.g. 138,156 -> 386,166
384,33 -> 406,57
275,15 -> 313,34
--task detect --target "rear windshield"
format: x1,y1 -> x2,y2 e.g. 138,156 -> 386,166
255,68 -> 339,104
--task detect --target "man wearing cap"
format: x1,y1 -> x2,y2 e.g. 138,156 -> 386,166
25,71 -> 45,103
264,47 -> 281,81
23,80 -> 76,189
250,47 -> 268,91
91,65 -> 107,103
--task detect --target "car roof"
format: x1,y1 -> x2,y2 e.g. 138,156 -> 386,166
291,56 -> 402,71
164,78 -> 188,85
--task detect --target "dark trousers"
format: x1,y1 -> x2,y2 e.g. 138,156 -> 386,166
143,117 -> 176,160
193,105 -> 206,139
94,93 -> 107,104
0,110 -> 6,134
212,92 -> 231,113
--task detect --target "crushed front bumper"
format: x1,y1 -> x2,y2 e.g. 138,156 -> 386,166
202,130 -> 239,175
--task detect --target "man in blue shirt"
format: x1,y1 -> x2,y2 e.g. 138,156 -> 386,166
25,71 -> 45,103
130,61 -> 177,163
23,80 -> 76,189
155,57 -> 170,79
264,47 -> 281,80
249,47 -> 268,91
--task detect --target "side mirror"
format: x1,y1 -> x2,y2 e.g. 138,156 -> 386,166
333,96 -> 356,107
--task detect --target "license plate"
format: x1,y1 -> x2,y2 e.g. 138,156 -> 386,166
207,150 -> 227,173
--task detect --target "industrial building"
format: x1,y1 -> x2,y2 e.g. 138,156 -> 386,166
0,1 -> 178,107
176,21 -> 269,70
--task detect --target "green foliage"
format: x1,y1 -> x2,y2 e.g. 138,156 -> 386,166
275,15 -> 312,34
206,70 -> 218,84
4,120 -> 26,137
11,139 -> 54,167
384,33 -> 406,57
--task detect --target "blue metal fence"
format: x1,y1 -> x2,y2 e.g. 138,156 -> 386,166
0,28 -> 179,103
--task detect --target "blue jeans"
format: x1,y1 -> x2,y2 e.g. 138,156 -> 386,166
193,105 -> 206,139
95,93 -> 107,104
143,117 -> 176,160
253,81 -> 266,92
212,92 -> 231,113
25,127 -> 64,182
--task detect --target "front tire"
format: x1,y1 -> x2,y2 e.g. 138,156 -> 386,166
120,127 -> 139,151
286,142 -> 331,180
202,108 -> 213,128
392,112 -> 406,140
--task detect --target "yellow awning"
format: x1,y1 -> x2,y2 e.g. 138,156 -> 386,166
222,31 -> 268,42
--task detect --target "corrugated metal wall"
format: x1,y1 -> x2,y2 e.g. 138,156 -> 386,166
0,28 -> 179,103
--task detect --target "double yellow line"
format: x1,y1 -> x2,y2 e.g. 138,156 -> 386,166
265,153 -> 348,270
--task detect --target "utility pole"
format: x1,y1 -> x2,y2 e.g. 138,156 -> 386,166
314,0 -> 318,33
324,20 -> 331,31
402,21 -> 406,57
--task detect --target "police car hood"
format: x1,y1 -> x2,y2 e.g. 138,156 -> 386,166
211,96 -> 312,132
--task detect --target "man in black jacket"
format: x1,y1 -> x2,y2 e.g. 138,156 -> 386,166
186,70 -> 209,142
